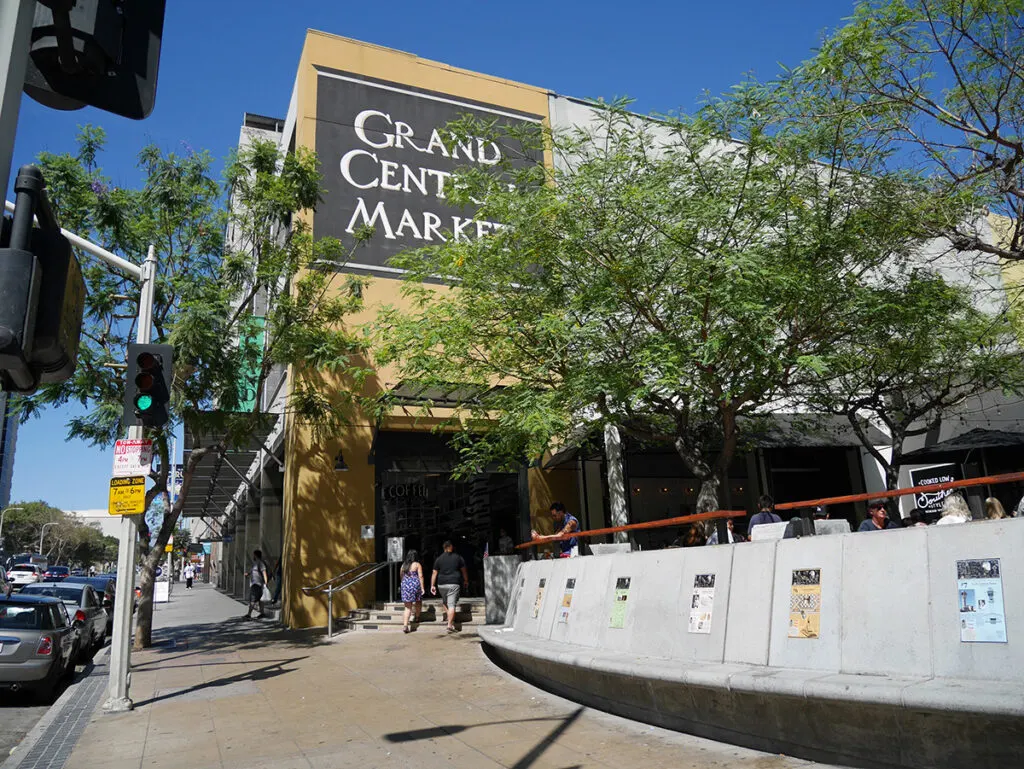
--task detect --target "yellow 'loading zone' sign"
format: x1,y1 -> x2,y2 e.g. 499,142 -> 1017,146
109,476 -> 146,515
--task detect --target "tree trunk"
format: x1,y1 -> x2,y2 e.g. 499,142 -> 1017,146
673,437 -> 719,512
603,423 -> 629,544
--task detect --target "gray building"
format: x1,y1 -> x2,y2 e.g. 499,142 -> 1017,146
0,392 -> 19,509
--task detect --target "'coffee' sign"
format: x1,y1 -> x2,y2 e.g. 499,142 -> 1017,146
314,69 -> 543,276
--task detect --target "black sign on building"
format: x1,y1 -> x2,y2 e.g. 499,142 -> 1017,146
313,68 -> 544,277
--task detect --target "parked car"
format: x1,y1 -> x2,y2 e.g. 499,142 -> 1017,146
0,594 -> 80,701
62,576 -> 117,633
69,568 -> 85,577
19,583 -> 107,662
7,564 -> 44,589
0,569 -> 10,597
42,566 -> 70,582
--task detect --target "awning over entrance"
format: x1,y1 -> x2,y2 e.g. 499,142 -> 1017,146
180,414 -> 279,519
388,380 -> 502,408
543,413 -> 887,468
901,428 -> 1024,463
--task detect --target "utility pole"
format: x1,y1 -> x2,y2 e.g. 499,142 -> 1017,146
0,506 -> 24,549
104,244 -> 157,713
38,521 -> 57,557
0,0 -> 34,200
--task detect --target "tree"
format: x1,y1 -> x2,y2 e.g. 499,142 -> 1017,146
20,129 -> 370,647
813,0 -> 1024,262
376,89 -> 960,513
1,500 -> 65,556
804,270 -> 1024,500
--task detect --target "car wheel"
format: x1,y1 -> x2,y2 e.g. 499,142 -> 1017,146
34,660 -> 62,704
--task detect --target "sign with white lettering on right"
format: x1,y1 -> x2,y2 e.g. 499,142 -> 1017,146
313,69 -> 544,277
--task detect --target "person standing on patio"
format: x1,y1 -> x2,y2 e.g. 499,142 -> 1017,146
431,541 -> 468,633
400,550 -> 425,633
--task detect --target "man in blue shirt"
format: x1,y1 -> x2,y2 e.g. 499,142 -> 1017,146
531,502 -> 580,556
748,495 -> 782,534
858,501 -> 900,531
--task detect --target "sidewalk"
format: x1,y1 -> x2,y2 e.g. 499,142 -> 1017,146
53,584 -> 839,769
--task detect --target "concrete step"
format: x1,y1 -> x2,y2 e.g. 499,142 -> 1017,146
373,598 -> 485,613
338,615 -> 484,632
346,608 -> 478,623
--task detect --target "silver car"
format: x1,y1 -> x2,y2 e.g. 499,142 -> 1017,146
0,595 -> 79,701
19,583 -> 107,663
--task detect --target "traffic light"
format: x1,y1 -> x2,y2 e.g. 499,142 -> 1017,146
0,166 -> 85,394
124,343 -> 172,428
22,0 -> 167,120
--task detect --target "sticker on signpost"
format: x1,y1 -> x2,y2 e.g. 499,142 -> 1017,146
789,569 -> 821,639
557,577 -> 576,623
957,559 -> 1007,643
609,576 -> 631,628
688,573 -> 716,634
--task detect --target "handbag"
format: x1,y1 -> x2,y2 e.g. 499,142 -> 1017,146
261,585 -> 273,603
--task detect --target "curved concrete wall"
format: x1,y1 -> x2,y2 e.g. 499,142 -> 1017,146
484,519 -> 1024,768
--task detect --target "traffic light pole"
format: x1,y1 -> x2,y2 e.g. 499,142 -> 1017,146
0,0 -> 33,201
104,244 -> 157,713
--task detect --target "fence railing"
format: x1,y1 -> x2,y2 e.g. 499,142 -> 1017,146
517,469 -> 1024,551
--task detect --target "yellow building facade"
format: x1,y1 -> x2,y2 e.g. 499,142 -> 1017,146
273,32 -> 576,629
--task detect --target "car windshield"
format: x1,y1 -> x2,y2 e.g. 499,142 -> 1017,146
0,603 -> 45,629
11,565 -> 35,571
49,567 -> 69,573
20,586 -> 82,602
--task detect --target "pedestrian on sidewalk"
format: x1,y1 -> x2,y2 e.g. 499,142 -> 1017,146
271,558 -> 283,605
184,563 -> 195,590
431,540 -> 468,633
399,550 -> 425,633
245,549 -> 270,620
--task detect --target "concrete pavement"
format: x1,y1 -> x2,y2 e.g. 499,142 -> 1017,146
55,583 -> 841,769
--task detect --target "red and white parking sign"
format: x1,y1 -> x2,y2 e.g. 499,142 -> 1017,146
112,438 -> 154,478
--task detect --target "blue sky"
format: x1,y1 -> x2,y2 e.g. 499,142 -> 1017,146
9,0 -> 858,510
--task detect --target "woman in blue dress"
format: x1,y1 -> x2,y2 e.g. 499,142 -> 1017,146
400,550 -> 425,633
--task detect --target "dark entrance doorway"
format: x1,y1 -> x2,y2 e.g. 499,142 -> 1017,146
374,432 -> 520,601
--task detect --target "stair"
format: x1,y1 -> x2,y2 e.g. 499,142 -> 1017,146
338,597 -> 487,632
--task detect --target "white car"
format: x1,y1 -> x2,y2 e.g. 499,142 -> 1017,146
8,564 -> 44,588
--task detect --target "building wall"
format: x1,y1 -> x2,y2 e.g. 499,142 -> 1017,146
0,393 -> 19,509
280,32 -> 554,629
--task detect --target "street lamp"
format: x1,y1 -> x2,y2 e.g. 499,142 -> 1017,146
0,506 -> 24,550
39,522 -> 57,557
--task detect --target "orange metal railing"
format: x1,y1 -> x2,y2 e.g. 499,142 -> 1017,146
517,469 -> 1024,549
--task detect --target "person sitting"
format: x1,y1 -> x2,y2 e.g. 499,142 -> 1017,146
748,495 -> 781,533
985,497 -> 1007,520
935,493 -> 972,525
706,518 -> 744,544
857,501 -> 899,531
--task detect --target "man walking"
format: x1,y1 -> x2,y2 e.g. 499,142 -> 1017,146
245,549 -> 269,620
431,540 -> 468,633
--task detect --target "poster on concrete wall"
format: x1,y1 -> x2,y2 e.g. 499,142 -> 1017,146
957,559 -> 1007,643
609,577 -> 632,629
909,464 -> 961,517
789,569 -> 821,639
688,573 -> 716,634
557,578 -> 576,623
531,578 -> 546,619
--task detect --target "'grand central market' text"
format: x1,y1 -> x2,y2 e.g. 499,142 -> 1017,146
341,109 -> 508,243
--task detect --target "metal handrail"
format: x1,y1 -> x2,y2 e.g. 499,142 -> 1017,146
303,561 -> 391,638
303,561 -> 377,594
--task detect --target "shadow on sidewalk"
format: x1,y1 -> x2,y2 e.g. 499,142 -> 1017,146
131,654 -> 308,708
384,706 -> 584,769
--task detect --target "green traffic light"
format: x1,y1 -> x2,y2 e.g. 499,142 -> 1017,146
135,394 -> 154,412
